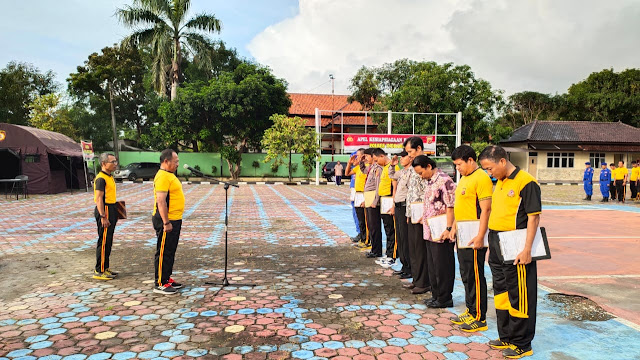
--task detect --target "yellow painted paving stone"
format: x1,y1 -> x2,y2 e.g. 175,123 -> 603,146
95,331 -> 117,340
231,276 -> 244,281
8,305 -> 29,311
225,325 -> 245,333
230,296 -> 246,301
328,294 -> 343,299
316,275 -> 327,278
233,262 -> 244,265
47,282 -> 62,287
143,280 -> 155,284
123,301 -> 141,306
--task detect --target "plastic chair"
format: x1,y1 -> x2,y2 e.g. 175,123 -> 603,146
10,175 -> 28,200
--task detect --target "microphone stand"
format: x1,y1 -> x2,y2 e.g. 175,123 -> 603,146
187,169 -> 256,289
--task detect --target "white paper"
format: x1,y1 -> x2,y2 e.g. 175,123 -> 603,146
350,188 -> 356,202
427,214 -> 449,241
354,192 -> 365,207
456,220 -> 489,248
410,202 -> 424,224
498,227 -> 548,262
380,197 -> 394,214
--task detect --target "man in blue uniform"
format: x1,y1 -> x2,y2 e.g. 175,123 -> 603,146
349,151 -> 361,242
599,162 -> 610,202
582,162 -> 594,201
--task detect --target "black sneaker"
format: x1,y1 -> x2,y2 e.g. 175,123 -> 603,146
488,339 -> 512,350
450,310 -> 472,325
503,345 -> 533,358
350,236 -> 360,243
459,319 -> 488,332
153,283 -> 178,295
168,278 -> 183,289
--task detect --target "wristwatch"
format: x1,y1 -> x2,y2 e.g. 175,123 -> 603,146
164,222 -> 170,225
100,214 -> 106,218
446,226 -> 452,231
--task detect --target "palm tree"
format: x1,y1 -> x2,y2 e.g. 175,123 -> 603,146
117,0 -> 221,100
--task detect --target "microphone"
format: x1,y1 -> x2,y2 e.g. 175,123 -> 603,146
183,164 -> 204,175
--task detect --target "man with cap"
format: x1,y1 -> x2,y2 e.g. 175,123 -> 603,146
599,162 -> 610,202
582,162 -> 594,201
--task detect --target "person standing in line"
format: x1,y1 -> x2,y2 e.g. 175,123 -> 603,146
614,160 -> 628,202
372,148 -> 399,266
413,155 -> 456,309
345,149 -> 367,245
93,153 -> 119,280
630,161 -> 639,200
609,163 -> 617,201
389,151 -> 412,280
334,161 -> 344,186
360,148 -> 383,258
448,145 -> 492,332
599,162 -> 610,202
403,136 -> 431,295
582,162 -> 594,201
479,145 -> 541,359
347,152 -> 361,242
152,149 -> 186,295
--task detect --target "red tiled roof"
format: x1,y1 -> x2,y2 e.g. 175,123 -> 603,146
289,93 -> 364,115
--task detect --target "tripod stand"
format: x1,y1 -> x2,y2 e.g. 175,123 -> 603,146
186,168 -> 256,288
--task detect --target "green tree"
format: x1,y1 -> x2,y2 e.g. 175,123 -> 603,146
157,62 -> 291,178
28,93 -> 77,139
68,45 -> 148,144
262,115 -> 320,182
566,68 -> 640,125
117,0 -> 222,100
0,61 -> 57,125
347,66 -> 379,110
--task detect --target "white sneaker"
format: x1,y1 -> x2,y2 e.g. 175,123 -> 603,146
380,259 -> 396,268
375,256 -> 389,265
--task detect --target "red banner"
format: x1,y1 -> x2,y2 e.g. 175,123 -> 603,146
81,140 -> 94,161
343,134 -> 436,154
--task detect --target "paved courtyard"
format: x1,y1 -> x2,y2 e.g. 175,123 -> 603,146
0,183 -> 639,360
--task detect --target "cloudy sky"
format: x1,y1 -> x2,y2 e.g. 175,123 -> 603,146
2,0 -> 638,96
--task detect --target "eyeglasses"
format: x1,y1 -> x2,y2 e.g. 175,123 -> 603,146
107,160 -> 118,164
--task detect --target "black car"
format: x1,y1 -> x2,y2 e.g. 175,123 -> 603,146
114,162 -> 161,181
438,161 -> 457,179
322,161 -> 338,182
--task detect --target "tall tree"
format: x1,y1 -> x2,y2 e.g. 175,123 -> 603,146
0,61 -> 57,125
156,62 -> 291,178
117,0 -> 222,100
566,68 -> 640,125
262,115 -> 320,182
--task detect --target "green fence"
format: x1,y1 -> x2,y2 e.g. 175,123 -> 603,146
113,152 -> 353,179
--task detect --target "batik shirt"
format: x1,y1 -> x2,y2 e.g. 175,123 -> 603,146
405,167 -> 426,217
422,168 -> 456,242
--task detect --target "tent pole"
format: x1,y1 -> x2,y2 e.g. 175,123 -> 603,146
83,159 -> 89,192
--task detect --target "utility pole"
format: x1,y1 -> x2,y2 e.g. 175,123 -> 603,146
330,74 -> 335,161
108,81 -> 119,163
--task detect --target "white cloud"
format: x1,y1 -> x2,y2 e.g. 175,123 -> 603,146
248,0 -> 640,96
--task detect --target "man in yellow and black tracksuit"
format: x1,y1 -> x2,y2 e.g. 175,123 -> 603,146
449,145 -> 492,333
629,161 -> 638,200
152,149 -> 186,295
479,145 -> 541,359
373,148 -> 399,261
93,153 -> 119,280
614,160 -> 628,202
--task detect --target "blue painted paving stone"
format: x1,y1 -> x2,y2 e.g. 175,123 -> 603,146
429,336 -> 450,345
62,355 -> 87,360
59,317 -> 80,323
169,318 -> 187,325
29,341 -> 54,349
121,315 -> 139,321
469,335 -> 490,343
16,319 -> 37,326
169,335 -> 190,343
185,349 -> 208,357
256,308 -> 273,314
291,350 -> 314,359
232,346 -> 253,354
257,345 -> 277,353
38,317 -> 59,325
400,319 -> 419,326
160,350 -> 184,358
445,353 -> 469,360
366,339 -> 387,348
39,356 -> 63,360
289,335 -> 309,343
14,356 -> 37,360
344,340 -> 366,348
152,342 -> 175,351
0,319 -> 17,326
87,353 -> 112,360
80,316 -> 100,323
238,308 -> 255,315
448,335 -> 471,344
209,348 -> 232,356
46,328 -> 68,335
426,344 -> 449,353
25,335 -> 49,343
111,352 -> 137,360
161,330 -> 181,337
322,341 -> 345,349
101,315 -> 120,322
181,311 -> 199,318
411,330 -> 432,339
287,323 -> 306,330
387,338 -> 409,347
141,314 -> 160,320
279,343 -> 301,352
6,350 -> 33,358
301,342 -> 322,351
137,351 -> 160,359
200,310 -> 218,317
176,323 -> 194,330
408,337 -> 430,346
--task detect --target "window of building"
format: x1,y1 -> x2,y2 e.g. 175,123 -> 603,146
24,154 -> 40,163
546,152 -> 574,168
589,153 -> 606,168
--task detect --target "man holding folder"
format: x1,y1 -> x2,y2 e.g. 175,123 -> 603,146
479,145 -> 541,359
449,145 -> 492,332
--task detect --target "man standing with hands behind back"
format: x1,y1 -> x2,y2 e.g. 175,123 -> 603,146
93,152 -> 119,280
479,145 -> 541,359
152,149 -> 186,295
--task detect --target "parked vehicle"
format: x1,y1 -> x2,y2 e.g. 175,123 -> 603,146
438,161 -> 457,179
322,161 -> 338,182
113,162 -> 160,181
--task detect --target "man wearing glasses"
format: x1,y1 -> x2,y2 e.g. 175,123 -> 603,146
93,153 -> 119,280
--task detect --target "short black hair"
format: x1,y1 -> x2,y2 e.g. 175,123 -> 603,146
363,148 -> 374,155
412,155 -> 437,169
398,150 -> 409,157
619,160 -> 625,164
160,148 -> 176,163
403,136 -> 423,151
372,148 -> 386,157
357,148 -> 365,153
451,145 -> 476,162
478,145 -> 507,163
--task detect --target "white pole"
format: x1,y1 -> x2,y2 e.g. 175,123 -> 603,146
456,111 -> 462,182
315,108 -> 320,185
387,110 -> 392,134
